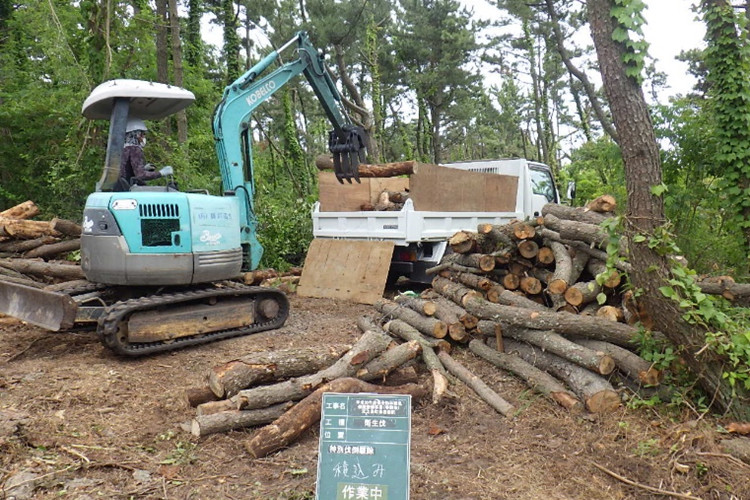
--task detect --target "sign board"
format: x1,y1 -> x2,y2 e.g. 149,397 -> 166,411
316,393 -> 412,500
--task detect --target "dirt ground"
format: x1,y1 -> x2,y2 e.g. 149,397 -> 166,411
1,291 -> 749,500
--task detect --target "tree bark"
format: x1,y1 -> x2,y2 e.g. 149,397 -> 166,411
244,378 -> 427,458
588,0 -> 749,417
0,218 -> 62,239
384,319 -> 449,376
208,345 -> 352,398
394,295 -> 437,316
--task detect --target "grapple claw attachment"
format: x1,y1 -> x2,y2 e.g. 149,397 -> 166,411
328,125 -> 368,184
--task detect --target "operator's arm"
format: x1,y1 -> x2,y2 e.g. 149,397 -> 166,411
127,146 -> 162,182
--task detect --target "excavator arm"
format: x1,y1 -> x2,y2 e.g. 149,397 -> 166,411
212,31 -> 367,267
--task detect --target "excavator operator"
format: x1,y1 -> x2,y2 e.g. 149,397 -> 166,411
119,118 -> 173,187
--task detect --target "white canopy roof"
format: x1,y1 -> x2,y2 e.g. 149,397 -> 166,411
82,79 -> 195,120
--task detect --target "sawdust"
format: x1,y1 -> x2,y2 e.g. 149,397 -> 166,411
1,293 -> 748,499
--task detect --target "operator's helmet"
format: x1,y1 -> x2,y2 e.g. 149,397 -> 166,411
125,117 -> 147,133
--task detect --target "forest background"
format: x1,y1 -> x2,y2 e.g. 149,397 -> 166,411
0,0 -> 747,277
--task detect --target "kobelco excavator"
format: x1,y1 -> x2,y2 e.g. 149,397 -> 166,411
0,31 -> 367,356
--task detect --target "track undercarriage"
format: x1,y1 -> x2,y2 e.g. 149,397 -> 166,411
0,279 -> 289,356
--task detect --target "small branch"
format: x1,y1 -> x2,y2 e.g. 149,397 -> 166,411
590,462 -> 702,499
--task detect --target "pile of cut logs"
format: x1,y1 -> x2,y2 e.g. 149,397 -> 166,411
182,195 -> 750,458
0,201 -> 85,285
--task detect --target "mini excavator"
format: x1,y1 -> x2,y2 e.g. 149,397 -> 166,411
0,31 -> 367,356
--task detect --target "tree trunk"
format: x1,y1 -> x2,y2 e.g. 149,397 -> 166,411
572,338 -> 661,386
244,378 -> 427,458
588,0 -> 750,417
23,239 -> 80,259
168,0 -> 187,143
0,201 -> 39,219
0,259 -> 84,280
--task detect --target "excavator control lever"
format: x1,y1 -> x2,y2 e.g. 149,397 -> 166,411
329,125 -> 367,183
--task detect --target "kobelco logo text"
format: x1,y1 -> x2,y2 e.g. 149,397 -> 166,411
245,81 -> 276,106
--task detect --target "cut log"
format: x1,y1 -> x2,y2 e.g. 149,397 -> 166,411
501,272 -> 520,291
381,365 -> 419,386
431,276 -> 483,307
444,252 -> 496,272
196,399 -> 235,416
697,278 -> 750,304
384,319 -> 449,376
23,239 -> 80,259
233,329 -> 392,410
394,294 -> 437,316
0,236 -> 59,254
0,258 -> 84,280
536,246 -> 555,267
191,403 -> 291,438
519,276 -> 543,295
469,339 -> 583,412
541,203 -> 611,225
517,239 -> 539,259
185,386 -> 220,407
437,351 -> 514,416
572,338 -> 661,386
315,156 -> 416,177
501,339 -> 621,413
545,239 -> 572,294
0,218 -> 62,239
449,231 -> 478,254
486,286 -> 549,312
49,218 -> 82,238
458,295 -> 638,347
355,340 -> 422,381
208,344 -> 352,398
585,194 -> 617,213
244,377 -> 427,458
374,298 -> 448,339
502,325 -> 616,375
596,305 -> 624,322
426,292 -> 479,330
242,267 -> 302,286
564,280 -> 602,308
0,201 -> 40,220
448,271 -> 494,292
586,259 -> 622,288
543,213 -> 608,250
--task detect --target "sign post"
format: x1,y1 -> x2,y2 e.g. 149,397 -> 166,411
316,393 -> 411,500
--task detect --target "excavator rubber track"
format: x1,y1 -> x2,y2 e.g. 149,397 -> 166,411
97,283 -> 289,356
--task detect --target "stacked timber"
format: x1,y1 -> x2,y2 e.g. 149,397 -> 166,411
183,320 -> 429,458
0,201 -> 84,286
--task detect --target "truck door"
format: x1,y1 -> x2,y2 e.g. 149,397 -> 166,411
529,166 -> 559,216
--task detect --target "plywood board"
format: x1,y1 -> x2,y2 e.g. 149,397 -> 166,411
318,172 -> 411,212
409,163 -> 518,212
318,172 -> 371,211
297,239 -> 395,304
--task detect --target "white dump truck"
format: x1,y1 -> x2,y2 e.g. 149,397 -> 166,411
310,158 -> 562,283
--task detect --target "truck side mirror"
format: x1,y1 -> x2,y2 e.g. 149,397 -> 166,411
566,181 -> 577,201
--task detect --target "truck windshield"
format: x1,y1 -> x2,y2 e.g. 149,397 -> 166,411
530,167 -> 557,202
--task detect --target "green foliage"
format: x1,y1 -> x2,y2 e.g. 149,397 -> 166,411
610,0 -> 649,84
254,189 -> 315,271
565,137 -> 627,208
700,1 -> 750,269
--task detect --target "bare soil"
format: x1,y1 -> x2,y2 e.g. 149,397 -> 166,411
1,292 -> 748,500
